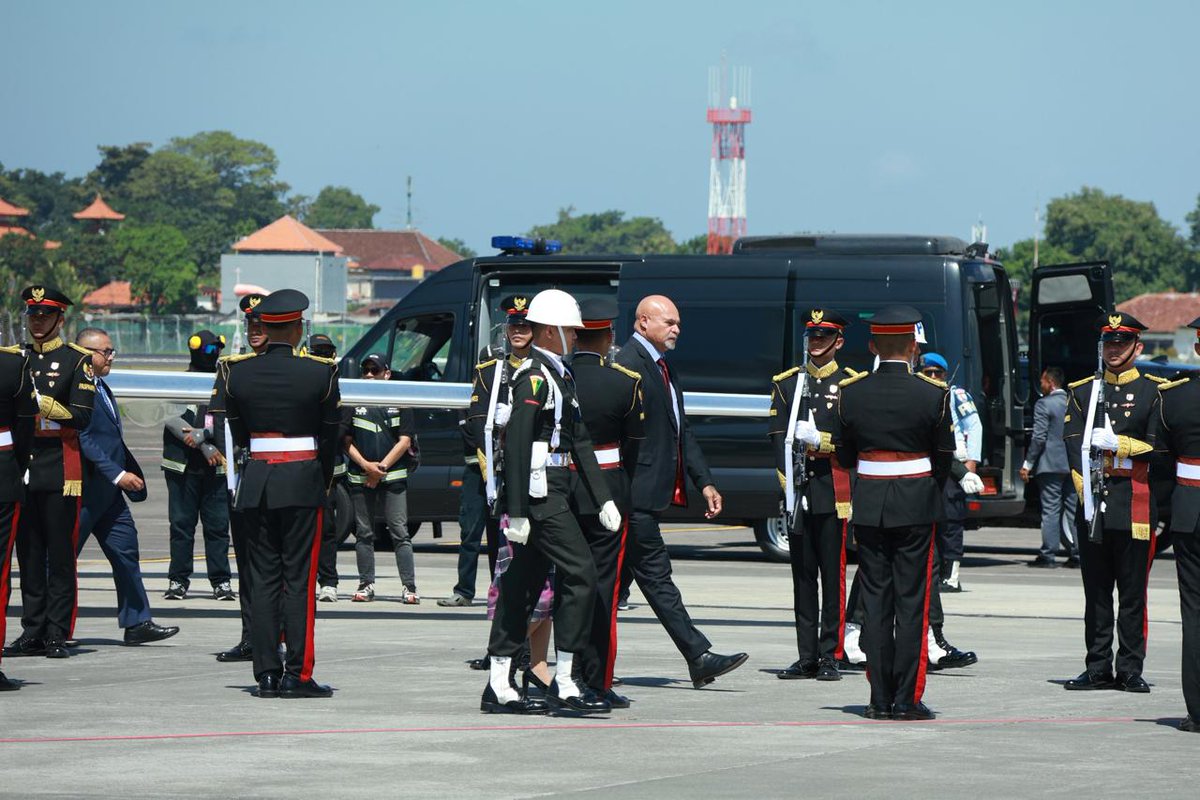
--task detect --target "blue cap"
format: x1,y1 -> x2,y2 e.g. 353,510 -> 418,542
921,352 -> 948,371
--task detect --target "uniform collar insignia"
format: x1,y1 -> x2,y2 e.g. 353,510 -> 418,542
806,360 -> 839,380
31,335 -> 63,354
1103,367 -> 1140,386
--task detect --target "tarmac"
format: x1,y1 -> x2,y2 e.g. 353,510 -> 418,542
2,423 -> 1199,797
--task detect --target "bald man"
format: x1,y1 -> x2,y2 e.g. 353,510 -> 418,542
614,295 -> 747,689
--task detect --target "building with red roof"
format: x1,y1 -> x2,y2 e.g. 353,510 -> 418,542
219,215 -> 348,315
316,228 -> 464,306
1118,290 -> 1200,359
0,195 -> 61,249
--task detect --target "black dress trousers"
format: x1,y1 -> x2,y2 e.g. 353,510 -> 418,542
17,491 -> 81,640
625,510 -> 712,662
1078,520 -> 1156,677
790,511 -> 847,662
1176,534 -> 1200,722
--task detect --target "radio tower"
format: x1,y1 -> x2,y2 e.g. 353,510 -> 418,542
706,63 -> 751,254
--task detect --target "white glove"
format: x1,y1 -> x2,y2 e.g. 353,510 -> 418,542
494,403 -> 512,427
955,444 -> 969,462
1091,425 -> 1119,453
794,412 -> 822,449
959,472 -> 985,494
505,516 -> 531,545
598,501 -> 622,532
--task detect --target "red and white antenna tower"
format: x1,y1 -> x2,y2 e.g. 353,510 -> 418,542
706,63 -> 751,254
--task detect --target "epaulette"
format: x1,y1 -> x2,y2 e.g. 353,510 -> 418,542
220,352 -> 258,364
837,371 -> 868,388
915,372 -> 947,389
475,358 -> 498,372
1144,373 -> 1167,384
609,362 -> 641,381
67,342 -> 92,356
0,345 -> 22,355
1068,376 -> 1093,390
772,365 -> 800,383
842,366 -> 864,378
302,353 -> 336,365
1158,377 -> 1190,391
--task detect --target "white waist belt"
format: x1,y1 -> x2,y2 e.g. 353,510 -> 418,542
38,418 -> 61,431
250,436 -> 317,453
1178,462 -> 1200,480
856,456 -> 932,477
594,447 -> 620,466
1107,456 -> 1133,471
0,430 -> 11,447
545,452 -> 572,468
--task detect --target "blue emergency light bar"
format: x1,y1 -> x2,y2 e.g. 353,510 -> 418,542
491,235 -> 563,255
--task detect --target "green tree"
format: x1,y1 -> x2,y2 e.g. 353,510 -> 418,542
302,186 -> 379,229
674,234 -> 709,254
528,207 -> 678,254
86,143 -> 152,198
437,237 -> 476,258
1186,193 -> 1200,251
111,223 -> 198,313
0,164 -> 86,240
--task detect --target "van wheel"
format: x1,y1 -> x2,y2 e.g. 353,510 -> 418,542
752,516 -> 790,562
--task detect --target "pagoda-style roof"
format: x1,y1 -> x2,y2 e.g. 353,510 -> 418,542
0,225 -> 60,249
73,194 -> 125,221
232,215 -> 344,254
0,196 -> 30,217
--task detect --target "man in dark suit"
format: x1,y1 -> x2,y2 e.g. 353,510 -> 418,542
833,305 -> 956,720
1020,366 -> 1079,568
614,294 -> 747,689
73,328 -> 179,647
0,342 -> 36,690
220,289 -> 342,699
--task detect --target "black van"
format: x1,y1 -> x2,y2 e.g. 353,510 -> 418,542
341,235 -> 1111,560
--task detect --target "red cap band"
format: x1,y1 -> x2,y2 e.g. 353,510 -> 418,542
25,298 -> 68,310
870,323 -> 915,335
259,311 -> 303,323
581,319 -> 613,330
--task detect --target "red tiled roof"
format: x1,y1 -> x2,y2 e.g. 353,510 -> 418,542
315,229 -> 463,272
0,197 -> 29,217
0,225 -> 60,249
73,194 -> 125,221
1117,291 -> 1200,333
232,215 -> 344,254
83,280 -> 133,307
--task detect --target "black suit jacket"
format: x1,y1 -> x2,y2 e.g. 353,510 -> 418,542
615,335 -> 713,513
0,347 -> 36,503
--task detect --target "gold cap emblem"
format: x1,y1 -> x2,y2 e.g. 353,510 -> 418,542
248,296 -> 261,308
810,309 -> 824,325
513,297 -> 528,311
31,287 -> 45,303
1108,314 -> 1123,330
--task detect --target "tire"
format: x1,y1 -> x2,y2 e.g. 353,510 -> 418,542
752,515 -> 791,562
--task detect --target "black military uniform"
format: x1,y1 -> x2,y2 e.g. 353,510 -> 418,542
1063,312 -> 1164,693
568,298 -> 645,697
1154,316 -> 1200,731
220,290 -> 342,698
211,293 -> 266,662
769,308 -> 858,681
8,286 -> 94,659
833,305 -> 955,720
0,345 -> 37,688
307,334 -> 346,597
486,345 -> 613,707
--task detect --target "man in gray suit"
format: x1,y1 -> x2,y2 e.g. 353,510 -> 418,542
1020,366 -> 1080,568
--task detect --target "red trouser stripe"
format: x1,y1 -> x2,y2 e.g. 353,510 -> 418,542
300,508 -> 324,683
1142,527 -> 1158,651
67,497 -> 82,639
604,518 -> 629,689
0,503 -> 19,665
834,519 -> 848,661
913,527 -> 936,704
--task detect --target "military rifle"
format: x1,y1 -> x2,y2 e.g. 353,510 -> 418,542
1081,338 -> 1106,544
783,334 -> 812,532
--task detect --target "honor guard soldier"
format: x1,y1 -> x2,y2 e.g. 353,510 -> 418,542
5,286 -> 94,660
482,289 -> 622,715
567,297 -> 645,708
833,305 -> 955,720
1153,316 -> 1200,732
1063,311 -> 1164,693
211,292 -> 269,663
221,289 -> 342,699
0,345 -> 37,688
769,308 -> 859,682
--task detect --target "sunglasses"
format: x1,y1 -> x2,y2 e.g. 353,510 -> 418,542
362,364 -> 384,375
921,368 -> 945,377
89,347 -> 118,359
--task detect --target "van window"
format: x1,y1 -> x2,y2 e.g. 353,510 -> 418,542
389,313 -> 455,381
791,306 -> 945,376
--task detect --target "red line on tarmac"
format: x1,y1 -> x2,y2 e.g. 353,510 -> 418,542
0,716 -> 1140,745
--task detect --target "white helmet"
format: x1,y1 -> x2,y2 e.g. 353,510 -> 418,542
525,289 -> 583,328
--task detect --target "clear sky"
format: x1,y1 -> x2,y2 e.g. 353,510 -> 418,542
4,0 -> 1198,254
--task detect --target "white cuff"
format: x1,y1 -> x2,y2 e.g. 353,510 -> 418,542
1021,461 -> 1033,472
112,470 -> 126,486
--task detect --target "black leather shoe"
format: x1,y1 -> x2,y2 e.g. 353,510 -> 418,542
687,650 -> 749,689
602,688 -> 631,709
930,637 -> 978,671
837,658 -> 867,672
1063,557 -> 1081,569
1180,716 -> 1200,733
4,634 -> 45,657
816,657 -> 842,682
1064,670 -> 1117,690
64,639 -> 80,648
279,675 -> 333,698
0,670 -> 18,691
254,673 -> 281,698
468,655 -> 490,671
863,704 -> 892,720
777,659 -> 819,680
1027,556 -> 1059,568
893,702 -> 935,721
480,682 -> 548,714
44,639 -> 70,659
1117,673 -> 1150,693
523,669 -> 551,695
548,679 -> 612,713
216,641 -> 253,662
124,620 -> 180,646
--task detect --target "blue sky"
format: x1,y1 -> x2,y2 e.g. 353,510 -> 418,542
4,0 -> 1198,254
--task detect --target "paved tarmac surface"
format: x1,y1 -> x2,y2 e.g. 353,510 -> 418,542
2,409 -> 1198,797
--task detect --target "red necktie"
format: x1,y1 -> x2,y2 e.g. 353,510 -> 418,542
657,358 -> 686,506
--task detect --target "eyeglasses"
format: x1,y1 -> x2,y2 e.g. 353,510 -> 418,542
89,348 -> 117,359
362,364 -> 383,375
